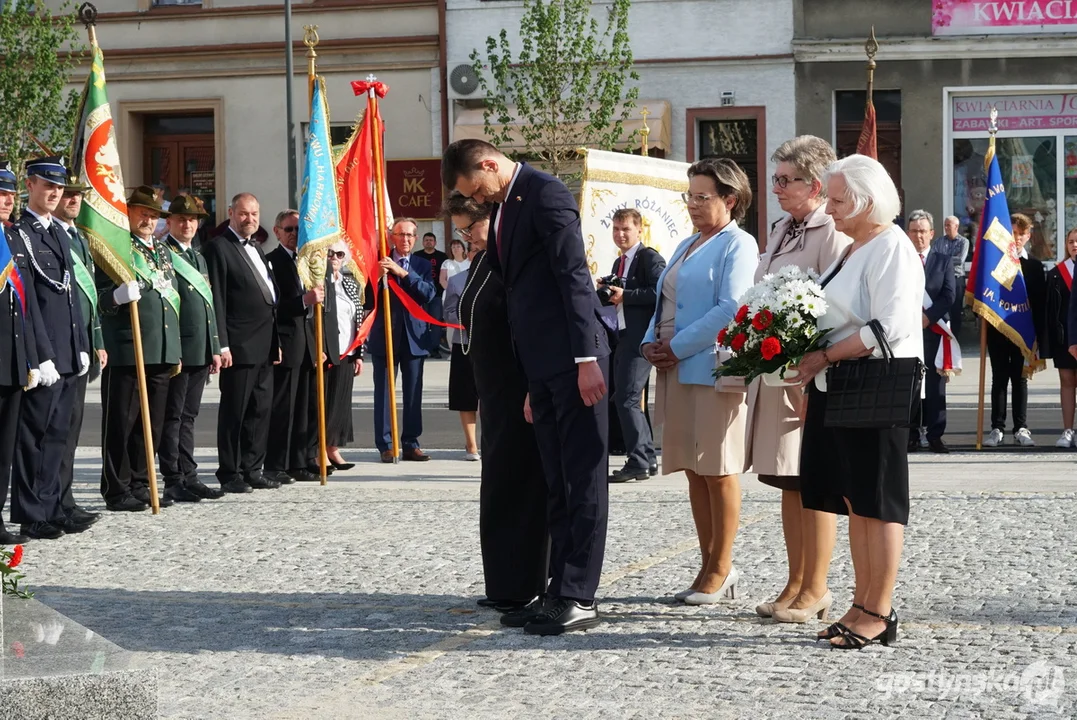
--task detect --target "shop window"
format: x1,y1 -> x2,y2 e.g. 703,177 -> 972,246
1065,136 -> 1077,240
953,136 -> 1058,261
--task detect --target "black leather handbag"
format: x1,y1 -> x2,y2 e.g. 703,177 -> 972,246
823,319 -> 924,429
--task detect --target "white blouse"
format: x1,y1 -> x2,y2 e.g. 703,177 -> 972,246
442,258 -> 470,283
815,224 -> 925,391
333,274 -> 357,357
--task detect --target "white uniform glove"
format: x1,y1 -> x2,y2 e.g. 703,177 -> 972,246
113,281 -> 141,306
78,351 -> 90,377
38,360 -> 60,387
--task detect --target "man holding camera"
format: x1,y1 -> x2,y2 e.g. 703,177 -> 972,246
599,208 -> 665,483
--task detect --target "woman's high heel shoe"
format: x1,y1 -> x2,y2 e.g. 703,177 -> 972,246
772,590 -> 832,624
755,597 -> 794,618
818,603 -> 864,640
330,460 -> 356,471
684,566 -> 739,605
674,588 -> 696,602
830,607 -> 898,650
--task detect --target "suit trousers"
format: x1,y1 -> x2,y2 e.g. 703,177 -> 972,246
613,342 -> 655,472
0,385 -> 21,528
912,330 -> 947,441
12,373 -> 77,523
99,365 -> 171,501
528,358 -> 610,603
371,353 -> 424,452
987,327 -> 1028,432
266,359 -> 317,472
949,284 -> 965,342
59,372 -> 89,512
159,364 -> 211,487
216,362 -> 273,485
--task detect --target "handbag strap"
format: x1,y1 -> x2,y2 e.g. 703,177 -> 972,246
866,319 -> 895,362
820,247 -> 853,289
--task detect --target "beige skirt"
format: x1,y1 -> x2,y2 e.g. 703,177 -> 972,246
656,370 -> 747,477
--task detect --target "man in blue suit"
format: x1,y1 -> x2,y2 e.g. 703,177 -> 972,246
365,217 -> 436,462
907,210 -> 956,453
443,139 -> 610,635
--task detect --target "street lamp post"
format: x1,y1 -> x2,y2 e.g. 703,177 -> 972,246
284,0 -> 298,207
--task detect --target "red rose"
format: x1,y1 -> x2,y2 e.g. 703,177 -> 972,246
760,336 -> 782,361
735,305 -> 749,323
12,642 -> 24,659
731,333 -> 747,352
717,328 -> 728,346
752,309 -> 773,331
7,544 -> 22,569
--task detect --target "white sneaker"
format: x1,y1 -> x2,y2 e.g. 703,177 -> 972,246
983,428 -> 1004,447
464,452 -> 481,462
918,427 -> 929,448
1014,428 -> 1035,447
1055,429 -> 1075,448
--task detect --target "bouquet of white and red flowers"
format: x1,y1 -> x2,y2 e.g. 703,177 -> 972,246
714,265 -> 829,385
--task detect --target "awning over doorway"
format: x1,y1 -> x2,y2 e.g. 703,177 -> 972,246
453,99 -> 671,154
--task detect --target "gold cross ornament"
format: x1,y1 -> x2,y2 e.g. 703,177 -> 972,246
983,217 -> 1021,291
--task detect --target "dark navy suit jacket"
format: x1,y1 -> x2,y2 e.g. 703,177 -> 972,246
365,253 -> 436,359
487,163 -> 610,381
923,249 -> 956,324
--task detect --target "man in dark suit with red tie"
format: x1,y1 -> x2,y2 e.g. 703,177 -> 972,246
203,193 -> 282,493
442,139 -> 610,635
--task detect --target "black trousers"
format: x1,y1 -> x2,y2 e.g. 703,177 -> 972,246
613,343 -> 655,472
12,373 -> 77,524
159,364 -> 211,487
911,330 -> 948,441
950,283 -> 965,342
987,326 -> 1028,432
99,365 -> 171,501
216,362 -> 272,485
0,385 -> 21,528
266,359 -> 316,472
59,372 -> 89,512
528,359 -> 609,604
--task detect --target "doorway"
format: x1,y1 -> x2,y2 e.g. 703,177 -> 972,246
142,113 -> 217,219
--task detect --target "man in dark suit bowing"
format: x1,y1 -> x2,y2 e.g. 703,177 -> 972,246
365,217 -> 436,463
202,192 -> 282,493
265,209 -> 324,483
443,139 -> 610,635
907,210 -> 956,454
600,208 -> 665,483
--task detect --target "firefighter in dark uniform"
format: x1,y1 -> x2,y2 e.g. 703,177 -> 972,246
9,156 -> 91,540
159,194 -> 225,503
97,185 -> 181,511
55,173 -> 104,528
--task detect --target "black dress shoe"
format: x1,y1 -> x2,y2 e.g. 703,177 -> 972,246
0,527 -> 29,544
105,494 -> 150,512
476,597 -> 500,609
330,461 -> 356,471
247,476 -> 281,490
928,438 -> 950,454
131,486 -> 175,508
164,484 -> 202,503
523,597 -> 601,635
220,479 -> 254,494
608,466 -> 649,483
186,479 -> 225,500
501,597 -> 547,628
264,470 -> 291,484
907,439 -> 919,452
69,506 -> 101,522
649,463 -> 659,477
55,516 -> 93,534
288,469 -> 320,483
494,599 -> 537,613
20,522 -> 64,540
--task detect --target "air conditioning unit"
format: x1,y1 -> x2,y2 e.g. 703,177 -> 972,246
448,61 -> 483,100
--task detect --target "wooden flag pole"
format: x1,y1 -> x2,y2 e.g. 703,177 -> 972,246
366,78 -> 401,461
975,107 -> 999,450
304,26 -> 330,485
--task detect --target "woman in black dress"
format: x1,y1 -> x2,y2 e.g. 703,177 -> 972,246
321,242 -> 364,470
442,193 -> 548,611
1045,228 -> 1077,448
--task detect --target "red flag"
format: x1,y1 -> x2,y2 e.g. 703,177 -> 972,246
857,94 -> 877,159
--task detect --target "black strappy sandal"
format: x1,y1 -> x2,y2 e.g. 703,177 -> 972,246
830,607 -> 898,650
817,603 -> 864,640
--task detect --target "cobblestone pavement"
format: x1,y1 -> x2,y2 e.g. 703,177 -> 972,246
16,450 -> 1077,719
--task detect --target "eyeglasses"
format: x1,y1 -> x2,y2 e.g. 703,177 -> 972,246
771,175 -> 809,189
681,192 -> 719,206
454,218 -> 482,239
279,225 -> 298,233
392,232 -> 417,239
328,250 -> 347,259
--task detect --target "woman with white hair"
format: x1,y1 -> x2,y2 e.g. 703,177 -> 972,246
790,154 -> 924,649
322,241 -> 364,470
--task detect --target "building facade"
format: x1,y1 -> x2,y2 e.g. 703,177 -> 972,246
795,0 -> 1077,263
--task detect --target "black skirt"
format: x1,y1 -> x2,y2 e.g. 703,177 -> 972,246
799,384 -> 910,525
325,357 -> 356,447
448,344 -> 478,412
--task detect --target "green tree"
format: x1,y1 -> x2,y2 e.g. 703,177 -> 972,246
0,0 -> 84,187
471,0 -> 639,180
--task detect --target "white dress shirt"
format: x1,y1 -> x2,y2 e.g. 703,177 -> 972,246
231,227 -> 276,302
615,241 -> 642,331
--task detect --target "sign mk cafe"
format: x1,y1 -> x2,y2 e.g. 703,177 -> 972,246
385,159 -> 443,221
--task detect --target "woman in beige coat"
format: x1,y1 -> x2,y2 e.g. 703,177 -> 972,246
744,136 -> 850,623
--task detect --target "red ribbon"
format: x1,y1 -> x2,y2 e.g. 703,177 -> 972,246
351,80 -> 389,98
387,277 -> 463,330
1060,260 -> 1073,293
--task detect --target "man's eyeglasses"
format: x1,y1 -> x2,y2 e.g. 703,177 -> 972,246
771,175 -> 809,189
328,250 -> 347,259
681,192 -> 719,206
392,232 -> 417,239
454,218 -> 482,239
279,225 -> 298,233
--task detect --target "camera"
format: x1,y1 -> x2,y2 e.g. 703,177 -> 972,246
596,274 -> 623,305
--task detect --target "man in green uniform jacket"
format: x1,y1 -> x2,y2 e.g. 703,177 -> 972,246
96,185 -> 182,511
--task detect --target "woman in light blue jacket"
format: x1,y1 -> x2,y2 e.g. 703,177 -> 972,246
641,158 -> 758,605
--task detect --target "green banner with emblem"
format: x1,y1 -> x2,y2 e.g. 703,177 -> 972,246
70,252 -> 98,318
169,249 -> 214,310
130,249 -> 181,318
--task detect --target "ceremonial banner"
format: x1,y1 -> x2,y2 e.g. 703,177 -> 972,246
70,43 -> 134,285
857,93 -> 878,159
578,149 -> 693,278
0,230 -> 25,312
965,152 -> 1044,373
297,78 -> 341,291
